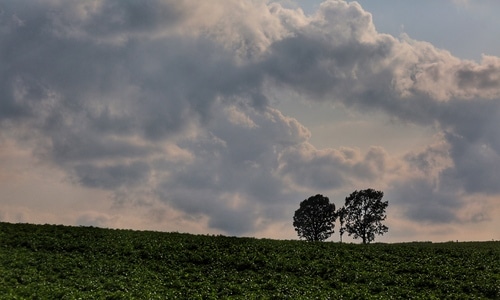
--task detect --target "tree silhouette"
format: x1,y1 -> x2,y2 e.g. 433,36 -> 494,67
336,206 -> 347,243
293,194 -> 336,242
342,189 -> 388,244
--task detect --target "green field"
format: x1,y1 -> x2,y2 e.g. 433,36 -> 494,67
0,222 -> 498,299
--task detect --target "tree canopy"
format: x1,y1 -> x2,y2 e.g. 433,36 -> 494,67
293,194 -> 336,242
341,189 -> 388,244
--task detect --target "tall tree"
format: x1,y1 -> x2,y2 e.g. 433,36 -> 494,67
293,194 -> 336,242
343,189 -> 388,244
336,206 -> 347,243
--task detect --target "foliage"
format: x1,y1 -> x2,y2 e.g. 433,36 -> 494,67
1,222 -> 499,299
336,206 -> 347,243
293,194 -> 336,242
342,189 -> 388,244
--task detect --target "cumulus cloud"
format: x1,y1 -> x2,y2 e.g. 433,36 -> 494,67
1,0 -> 499,238
156,104 -> 311,233
279,144 -> 390,190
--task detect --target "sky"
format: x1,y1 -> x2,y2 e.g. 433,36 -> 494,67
1,0 -> 499,243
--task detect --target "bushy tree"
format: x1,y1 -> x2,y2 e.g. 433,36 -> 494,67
343,189 -> 388,244
293,194 -> 336,242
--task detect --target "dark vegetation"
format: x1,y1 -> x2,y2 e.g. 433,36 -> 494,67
293,194 -> 336,242
293,189 -> 389,243
1,222 -> 499,299
341,189 -> 389,244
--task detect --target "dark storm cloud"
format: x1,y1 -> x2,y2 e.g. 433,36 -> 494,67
0,0 -> 264,132
389,178 -> 459,224
73,161 -> 150,189
0,0 -> 278,236
442,132 -> 500,195
421,99 -> 500,196
2,0 -> 500,234
156,106 -> 310,234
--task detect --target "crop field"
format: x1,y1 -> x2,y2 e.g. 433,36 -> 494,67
0,222 -> 499,299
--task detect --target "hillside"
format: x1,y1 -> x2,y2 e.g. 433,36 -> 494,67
0,222 -> 499,299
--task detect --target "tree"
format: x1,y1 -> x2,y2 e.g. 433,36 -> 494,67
335,206 -> 347,243
342,189 -> 388,244
293,194 -> 336,242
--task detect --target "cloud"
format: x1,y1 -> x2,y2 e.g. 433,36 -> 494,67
278,144 -> 390,190
156,105 -> 310,234
389,178 -> 461,224
1,0 -> 499,238
404,138 -> 452,177
442,131 -> 500,194
72,161 -> 150,189
262,1 -> 500,227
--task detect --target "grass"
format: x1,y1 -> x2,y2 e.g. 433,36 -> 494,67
0,222 -> 499,299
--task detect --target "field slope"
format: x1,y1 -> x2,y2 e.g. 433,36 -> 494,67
1,222 -> 499,299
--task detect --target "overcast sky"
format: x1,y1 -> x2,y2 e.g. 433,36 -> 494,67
1,0 -> 499,242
